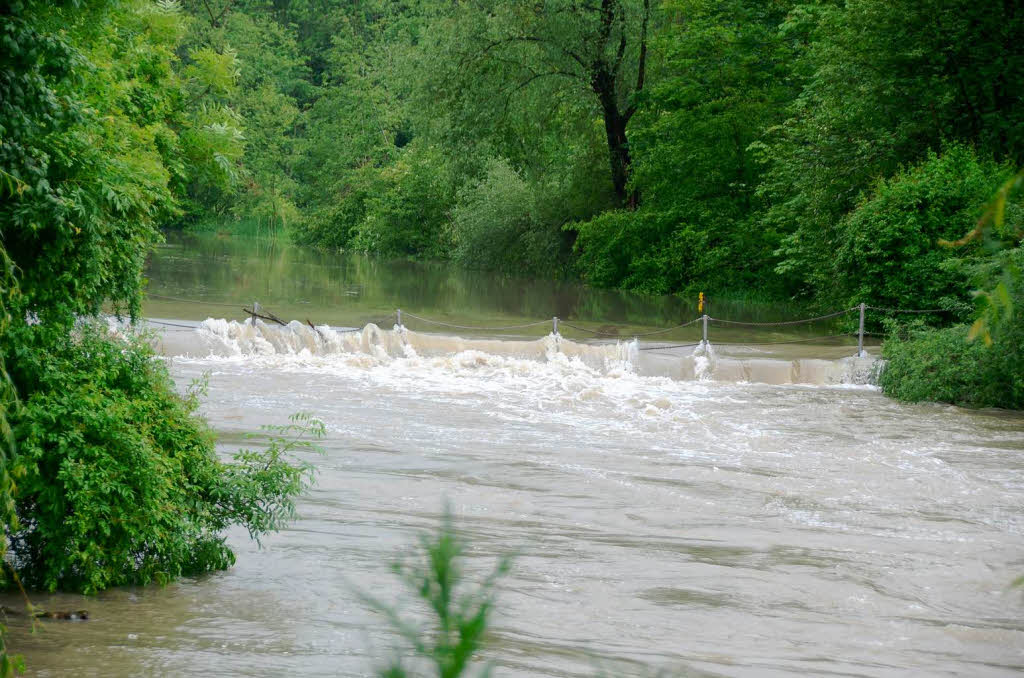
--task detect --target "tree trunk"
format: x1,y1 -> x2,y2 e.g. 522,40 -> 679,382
593,67 -> 635,206
590,0 -> 645,208
602,105 -> 632,205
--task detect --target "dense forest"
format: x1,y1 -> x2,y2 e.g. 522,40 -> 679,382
151,0 -> 1021,302
4,0 -> 1019,317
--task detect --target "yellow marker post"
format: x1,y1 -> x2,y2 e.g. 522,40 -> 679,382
698,292 -> 704,313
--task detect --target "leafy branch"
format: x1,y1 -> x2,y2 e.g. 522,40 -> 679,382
220,412 -> 326,544
940,168 -> 1024,346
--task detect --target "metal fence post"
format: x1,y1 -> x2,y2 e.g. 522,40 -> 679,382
252,301 -> 259,326
858,302 -> 865,357
397,308 -> 402,328
553,316 -> 559,335
702,314 -> 709,344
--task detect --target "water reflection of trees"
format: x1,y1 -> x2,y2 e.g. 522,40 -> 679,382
147,233 -> 813,329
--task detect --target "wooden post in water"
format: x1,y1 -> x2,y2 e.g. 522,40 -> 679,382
858,302 -> 866,357
397,308 -> 402,328
252,301 -> 259,326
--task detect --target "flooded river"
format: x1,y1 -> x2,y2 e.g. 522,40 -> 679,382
8,235 -> 1024,676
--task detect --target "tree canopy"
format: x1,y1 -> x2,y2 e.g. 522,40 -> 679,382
143,0 -> 1019,310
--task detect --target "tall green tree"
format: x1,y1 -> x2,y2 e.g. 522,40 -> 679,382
0,0 -> 315,603
2,0 -> 180,321
180,0 -> 308,227
414,0 -> 652,204
572,0 -> 801,294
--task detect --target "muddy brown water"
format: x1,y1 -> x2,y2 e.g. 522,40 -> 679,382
6,234 -> 1023,676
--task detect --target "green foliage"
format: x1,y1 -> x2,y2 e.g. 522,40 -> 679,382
2,1 -> 171,322
153,0 -> 1024,311
572,208 -> 681,293
881,320 -> 1024,410
0,245 -> 25,677
409,0 -> 653,203
450,159 -> 565,275
291,192 -> 370,251
349,145 -> 456,258
881,246 -> 1024,409
572,0 -> 799,295
761,0 -> 1024,296
0,248 -> 22,555
220,412 -> 325,546
177,104 -> 246,208
252,0 -> 631,267
184,47 -> 239,98
0,0 -> 247,323
184,216 -> 288,239
7,326 -> 321,594
833,145 -> 1018,313
197,9 -> 305,228
952,168 -> 1024,346
365,509 -> 511,678
0,4 -> 320,632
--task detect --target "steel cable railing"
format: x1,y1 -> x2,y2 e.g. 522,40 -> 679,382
146,319 -> 201,329
559,316 -> 702,337
711,333 -> 856,346
707,307 -> 857,327
137,294 -> 953,353
401,311 -> 552,332
639,333 -> 857,352
638,342 -> 703,351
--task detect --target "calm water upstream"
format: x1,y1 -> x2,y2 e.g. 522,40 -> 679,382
7,234 -> 1024,677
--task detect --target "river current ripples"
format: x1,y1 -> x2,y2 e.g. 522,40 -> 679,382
10,317 -> 1024,677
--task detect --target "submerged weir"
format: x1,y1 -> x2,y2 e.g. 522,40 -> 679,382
151,318 -> 881,387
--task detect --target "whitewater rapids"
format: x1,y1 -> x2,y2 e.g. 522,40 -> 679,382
148,318 -> 881,387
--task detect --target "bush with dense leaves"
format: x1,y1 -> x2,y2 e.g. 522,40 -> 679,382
8,327 -> 319,594
571,207 -> 760,296
880,246 -> 1024,409
349,145 -> 455,258
291,189 -> 370,251
833,145 -> 1017,313
450,158 -> 565,275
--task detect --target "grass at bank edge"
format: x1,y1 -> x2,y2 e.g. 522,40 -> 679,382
182,217 -> 289,240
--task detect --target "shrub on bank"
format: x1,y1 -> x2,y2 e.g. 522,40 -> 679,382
349,146 -> 455,259
7,326 -> 319,594
881,324 -> 1002,407
449,158 -> 566,276
292,192 -> 368,250
880,248 -> 1024,409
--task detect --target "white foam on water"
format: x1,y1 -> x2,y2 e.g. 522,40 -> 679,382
147,317 -> 891,457
156,317 -> 880,389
